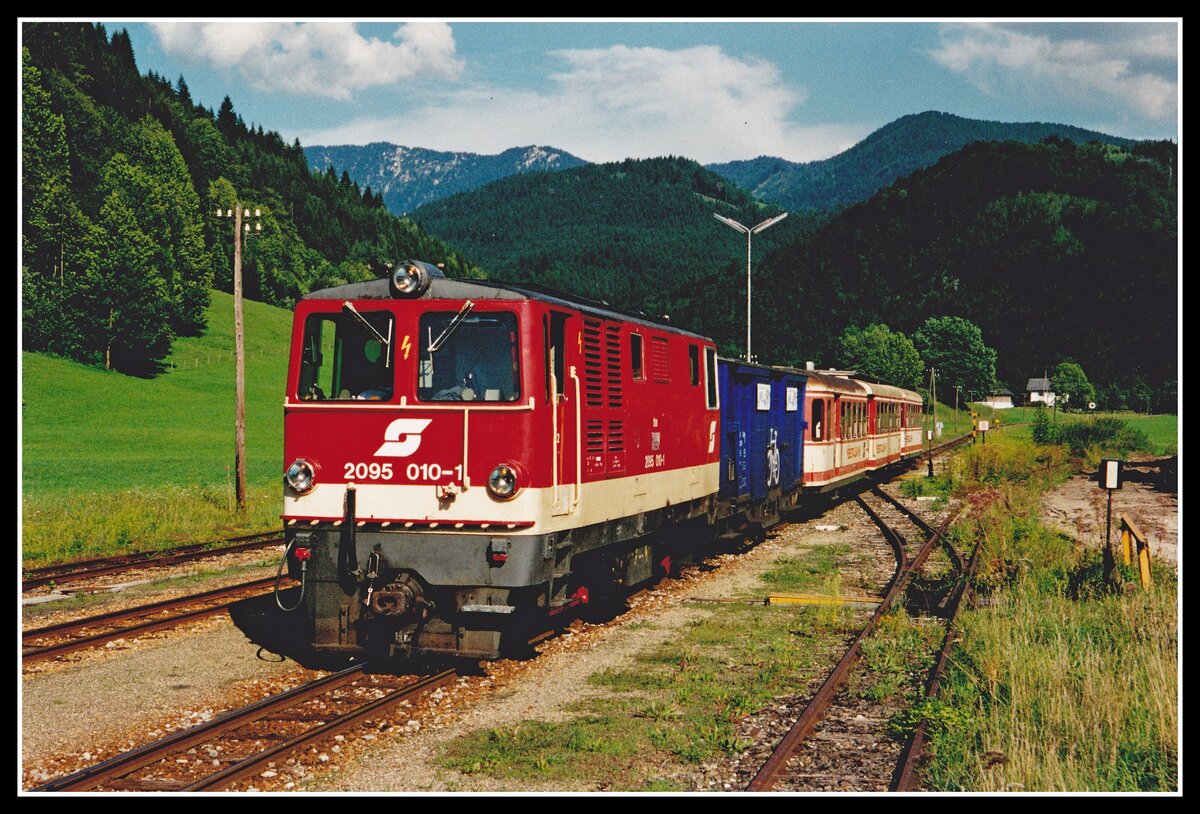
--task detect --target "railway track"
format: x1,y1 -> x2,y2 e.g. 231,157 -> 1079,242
22,577 -> 288,665
23,531 -> 283,592
746,487 -> 964,792
25,434 -> 980,790
32,663 -> 458,792
892,536 -> 983,791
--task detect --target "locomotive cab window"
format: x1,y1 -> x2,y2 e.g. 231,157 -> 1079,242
689,345 -> 700,386
419,310 -> 521,402
705,347 -> 719,409
298,310 -> 394,401
630,333 -> 644,381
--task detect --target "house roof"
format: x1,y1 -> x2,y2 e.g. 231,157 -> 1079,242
989,388 -> 1015,397
1026,378 -> 1052,391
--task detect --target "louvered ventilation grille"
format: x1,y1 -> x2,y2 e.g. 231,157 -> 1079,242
605,323 -> 623,409
650,336 -> 670,383
583,320 -> 603,407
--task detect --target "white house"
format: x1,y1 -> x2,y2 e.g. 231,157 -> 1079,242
982,388 -> 1015,410
1026,377 -> 1055,406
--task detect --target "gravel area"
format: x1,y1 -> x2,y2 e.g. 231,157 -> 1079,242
22,546 -> 286,623
21,618 -> 317,788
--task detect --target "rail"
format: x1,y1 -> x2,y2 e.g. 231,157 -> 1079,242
32,664 -> 457,792
23,532 -> 283,592
746,499 -> 962,791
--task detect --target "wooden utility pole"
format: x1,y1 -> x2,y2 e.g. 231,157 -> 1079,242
233,205 -> 247,511
217,204 -> 261,512
927,367 -> 936,476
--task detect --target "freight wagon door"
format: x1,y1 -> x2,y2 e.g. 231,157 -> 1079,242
772,370 -> 806,491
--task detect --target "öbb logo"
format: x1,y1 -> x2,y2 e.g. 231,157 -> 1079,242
374,418 -> 432,457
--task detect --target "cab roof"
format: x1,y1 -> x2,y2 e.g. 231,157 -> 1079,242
303,276 -> 711,341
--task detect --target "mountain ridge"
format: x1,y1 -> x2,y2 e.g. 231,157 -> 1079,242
305,143 -> 588,214
706,110 -> 1137,211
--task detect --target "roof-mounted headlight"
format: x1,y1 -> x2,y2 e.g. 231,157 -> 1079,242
389,260 -> 443,298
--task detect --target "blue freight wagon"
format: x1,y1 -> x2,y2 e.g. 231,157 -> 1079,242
716,359 -> 808,533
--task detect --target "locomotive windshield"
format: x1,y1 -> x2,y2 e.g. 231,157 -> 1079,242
418,311 -> 520,402
297,310 -> 394,401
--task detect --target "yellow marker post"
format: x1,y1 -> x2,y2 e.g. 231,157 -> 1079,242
1138,541 -> 1153,589
1120,514 -> 1152,590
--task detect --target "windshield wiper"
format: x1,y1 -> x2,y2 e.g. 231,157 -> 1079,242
342,301 -> 390,347
429,300 -> 475,353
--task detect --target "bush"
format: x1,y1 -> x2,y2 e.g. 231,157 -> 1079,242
1031,411 -> 1152,457
1031,405 -> 1057,444
1057,417 -> 1152,456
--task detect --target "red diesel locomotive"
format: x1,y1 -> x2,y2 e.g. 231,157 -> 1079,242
282,262 -> 720,659
280,261 -> 925,660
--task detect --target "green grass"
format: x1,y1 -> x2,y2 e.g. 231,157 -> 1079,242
968,405 -> 1177,455
759,543 -> 850,593
919,435 -> 1178,791
21,484 -> 281,567
21,291 -> 293,563
22,290 -> 292,494
858,611 -> 943,705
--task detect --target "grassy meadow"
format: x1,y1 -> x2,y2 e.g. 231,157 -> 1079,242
966,404 -> 1177,455
920,434 -> 1178,791
21,291 -> 293,564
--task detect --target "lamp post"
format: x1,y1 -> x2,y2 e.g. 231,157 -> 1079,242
713,212 -> 787,362
215,204 -> 262,511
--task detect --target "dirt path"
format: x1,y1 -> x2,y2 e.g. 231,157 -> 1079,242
1041,462 -> 1178,564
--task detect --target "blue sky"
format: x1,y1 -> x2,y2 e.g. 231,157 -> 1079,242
100,19 -> 1180,164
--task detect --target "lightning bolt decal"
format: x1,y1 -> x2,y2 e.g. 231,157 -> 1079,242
401,334 -> 412,360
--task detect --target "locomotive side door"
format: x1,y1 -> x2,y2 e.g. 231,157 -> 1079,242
548,311 -> 576,515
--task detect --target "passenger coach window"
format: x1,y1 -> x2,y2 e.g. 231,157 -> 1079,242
298,311 -> 394,401
419,311 -> 521,402
812,400 -> 825,441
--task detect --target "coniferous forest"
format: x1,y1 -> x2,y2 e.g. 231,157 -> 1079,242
21,23 -> 479,375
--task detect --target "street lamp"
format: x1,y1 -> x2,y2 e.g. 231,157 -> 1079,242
215,204 -> 263,511
713,212 -> 787,362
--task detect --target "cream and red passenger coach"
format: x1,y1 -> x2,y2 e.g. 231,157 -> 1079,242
802,370 -> 924,491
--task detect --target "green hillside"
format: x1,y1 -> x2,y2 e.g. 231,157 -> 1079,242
750,138 -> 1176,408
413,156 -> 819,351
22,290 -> 291,496
708,111 -> 1136,212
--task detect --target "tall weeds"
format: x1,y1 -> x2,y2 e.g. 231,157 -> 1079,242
922,435 -> 1177,791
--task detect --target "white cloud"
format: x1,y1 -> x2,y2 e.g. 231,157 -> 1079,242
929,23 -> 1177,121
150,21 -> 463,100
297,44 -> 863,164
